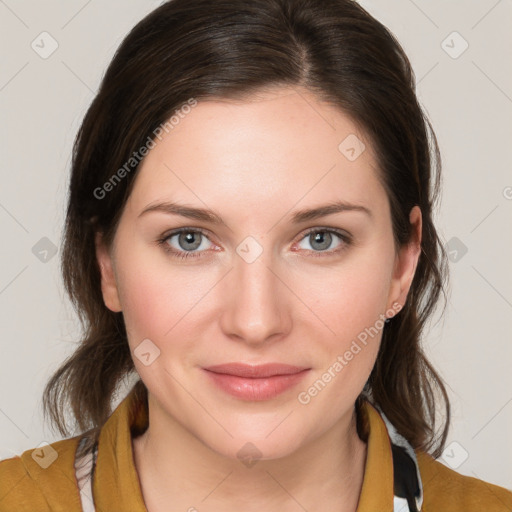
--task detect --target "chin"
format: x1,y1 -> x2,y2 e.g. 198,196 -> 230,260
198,425 -> 306,464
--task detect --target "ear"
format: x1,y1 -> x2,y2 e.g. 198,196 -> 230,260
95,231 -> 122,312
386,205 -> 422,317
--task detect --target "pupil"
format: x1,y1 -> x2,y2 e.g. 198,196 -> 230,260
180,232 -> 201,250
312,231 -> 331,250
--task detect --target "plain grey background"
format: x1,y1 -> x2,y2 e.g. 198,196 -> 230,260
1,0 -> 511,490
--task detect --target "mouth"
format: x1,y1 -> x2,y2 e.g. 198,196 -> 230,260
202,363 -> 311,401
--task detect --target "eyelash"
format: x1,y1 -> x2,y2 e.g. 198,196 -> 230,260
156,227 -> 353,260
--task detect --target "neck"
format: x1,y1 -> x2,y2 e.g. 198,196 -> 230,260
132,393 -> 367,512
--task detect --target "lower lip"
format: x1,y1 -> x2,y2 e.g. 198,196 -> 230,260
203,369 -> 310,401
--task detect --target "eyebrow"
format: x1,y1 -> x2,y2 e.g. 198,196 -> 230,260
138,200 -> 372,225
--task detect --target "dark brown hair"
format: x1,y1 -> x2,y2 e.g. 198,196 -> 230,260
43,0 -> 450,458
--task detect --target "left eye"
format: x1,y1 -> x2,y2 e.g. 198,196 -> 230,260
295,229 -> 350,254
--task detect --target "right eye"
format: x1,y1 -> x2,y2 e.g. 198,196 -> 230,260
157,228 -> 217,259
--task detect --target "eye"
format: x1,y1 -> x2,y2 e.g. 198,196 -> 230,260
157,226 -> 352,260
294,228 -> 352,256
157,228 -> 216,259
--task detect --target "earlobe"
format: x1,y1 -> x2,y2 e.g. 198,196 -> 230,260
95,232 -> 122,312
386,206 -> 422,317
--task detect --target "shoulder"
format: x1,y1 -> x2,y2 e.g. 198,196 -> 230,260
416,450 -> 512,512
0,437 -> 83,511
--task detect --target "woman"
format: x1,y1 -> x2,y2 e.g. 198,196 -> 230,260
1,0 -> 511,510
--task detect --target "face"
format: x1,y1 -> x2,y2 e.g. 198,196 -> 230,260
96,86 -> 421,461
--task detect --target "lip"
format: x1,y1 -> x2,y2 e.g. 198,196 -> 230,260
202,363 -> 311,401
204,362 -> 309,378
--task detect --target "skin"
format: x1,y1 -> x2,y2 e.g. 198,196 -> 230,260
96,85 -> 422,512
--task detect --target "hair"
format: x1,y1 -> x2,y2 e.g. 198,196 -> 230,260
43,0 -> 450,459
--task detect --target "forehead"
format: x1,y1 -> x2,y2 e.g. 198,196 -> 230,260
126,86 -> 387,221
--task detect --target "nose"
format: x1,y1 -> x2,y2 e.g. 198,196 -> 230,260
219,240 -> 291,346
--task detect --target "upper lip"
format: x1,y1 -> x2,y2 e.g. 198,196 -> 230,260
203,363 -> 310,378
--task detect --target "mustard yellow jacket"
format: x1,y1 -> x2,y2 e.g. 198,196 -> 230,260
1,386 -> 511,511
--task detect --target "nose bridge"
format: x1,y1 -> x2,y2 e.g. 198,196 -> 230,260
221,235 -> 288,343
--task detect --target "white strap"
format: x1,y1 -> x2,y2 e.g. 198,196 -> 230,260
74,440 -> 96,512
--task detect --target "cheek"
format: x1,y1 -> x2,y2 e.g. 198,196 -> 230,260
306,250 -> 394,339
116,258 -> 170,339
115,258 -> 206,388
294,261 -> 392,413
113,247 -> 227,415
294,244 -> 394,402
114,245 -> 218,350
